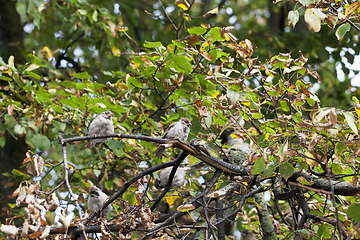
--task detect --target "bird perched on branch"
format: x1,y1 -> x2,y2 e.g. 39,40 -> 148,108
85,110 -> 114,148
241,230 -> 258,240
154,162 -> 204,189
153,117 -> 191,157
88,186 -> 112,218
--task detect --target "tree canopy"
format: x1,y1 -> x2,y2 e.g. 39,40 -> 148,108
1,0 -> 360,239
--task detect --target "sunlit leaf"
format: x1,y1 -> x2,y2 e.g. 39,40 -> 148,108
335,23 -> 351,40
288,10 -> 299,28
304,8 -> 321,33
344,112 -> 358,135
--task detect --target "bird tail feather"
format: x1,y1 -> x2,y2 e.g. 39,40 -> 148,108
153,145 -> 165,158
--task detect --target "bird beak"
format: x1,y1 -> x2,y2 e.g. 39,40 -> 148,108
107,112 -> 113,117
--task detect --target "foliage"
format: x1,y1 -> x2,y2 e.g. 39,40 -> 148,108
1,0 -> 360,239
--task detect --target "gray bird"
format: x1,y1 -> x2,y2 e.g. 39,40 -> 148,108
85,110 -> 114,148
241,229 -> 258,240
88,186 -> 112,218
154,162 -> 204,189
153,117 -> 191,158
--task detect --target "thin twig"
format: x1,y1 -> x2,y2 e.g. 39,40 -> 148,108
58,136 -> 88,240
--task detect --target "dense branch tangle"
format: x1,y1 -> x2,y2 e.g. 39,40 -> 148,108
49,132 -> 360,239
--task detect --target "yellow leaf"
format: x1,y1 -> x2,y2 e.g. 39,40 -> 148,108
175,0 -> 190,10
133,63 -> 140,69
42,46 -> 53,60
305,151 -> 319,166
112,47 -> 121,57
165,192 -> 181,206
118,26 -> 128,32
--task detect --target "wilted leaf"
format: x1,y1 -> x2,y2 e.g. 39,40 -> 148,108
44,192 -> 60,210
0,225 -> 19,237
345,1 -> 360,16
308,70 -> 322,83
200,50 -> 213,61
304,8 -> 321,32
204,7 -> 219,16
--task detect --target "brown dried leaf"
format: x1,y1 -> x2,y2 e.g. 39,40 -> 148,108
35,116 -> 44,127
308,70 -> 322,83
200,50 -> 213,61
44,192 -> 60,210
345,1 -> 360,16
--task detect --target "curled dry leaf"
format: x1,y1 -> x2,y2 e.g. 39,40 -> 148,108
39,225 -> 51,239
58,209 -> 71,229
21,219 -> 29,238
25,155 -> 45,177
44,192 -> 60,210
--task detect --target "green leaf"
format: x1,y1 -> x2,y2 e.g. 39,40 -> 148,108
53,120 -> 66,132
171,40 -> 186,48
252,158 -> 266,175
14,124 -> 26,135
73,71 -> 91,80
61,81 -> 76,88
172,55 -> 192,72
279,162 -> 294,180
60,98 -> 80,108
227,88 -> 240,103
4,114 -> 16,128
32,134 -> 51,152
0,76 -> 13,82
0,136 -> 5,147
104,181 -> 113,191
108,139 -> 125,150
336,23 -> 351,40
262,164 -> 275,178
123,192 -> 137,205
280,100 -> 290,112
335,142 -> 348,154
347,203 -> 360,224
188,26 -> 207,36
143,41 -> 162,48
15,1 -> 27,16
26,71 -> 42,80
